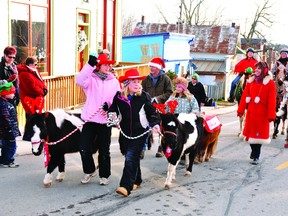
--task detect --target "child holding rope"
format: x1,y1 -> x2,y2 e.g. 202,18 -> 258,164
108,69 -> 160,197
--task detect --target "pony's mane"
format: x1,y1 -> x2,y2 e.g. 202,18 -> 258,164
49,109 -> 84,130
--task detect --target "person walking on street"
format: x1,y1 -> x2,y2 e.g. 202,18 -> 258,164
271,48 -> 288,75
0,46 -> 20,108
17,56 -> 48,141
187,73 -> 206,111
76,53 -> 120,185
166,77 -> 199,114
108,69 -> 160,197
237,61 -> 276,165
142,57 -> 173,158
0,81 -> 20,167
228,47 -> 258,102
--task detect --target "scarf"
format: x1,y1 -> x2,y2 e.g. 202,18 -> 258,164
94,71 -> 108,80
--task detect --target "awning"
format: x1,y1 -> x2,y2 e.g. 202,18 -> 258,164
192,60 -> 226,73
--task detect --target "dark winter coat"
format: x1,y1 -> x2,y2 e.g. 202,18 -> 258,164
187,81 -> 207,107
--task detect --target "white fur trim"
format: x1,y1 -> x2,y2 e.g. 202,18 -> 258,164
148,62 -> 161,69
254,96 -> 260,103
246,97 -> 251,103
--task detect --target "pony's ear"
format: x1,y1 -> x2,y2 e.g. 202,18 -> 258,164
183,121 -> 194,134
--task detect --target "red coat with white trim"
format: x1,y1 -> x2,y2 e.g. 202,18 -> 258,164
237,73 -> 276,144
17,64 -> 47,114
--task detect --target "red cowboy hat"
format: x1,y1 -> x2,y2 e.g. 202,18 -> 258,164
118,69 -> 146,83
97,53 -> 115,65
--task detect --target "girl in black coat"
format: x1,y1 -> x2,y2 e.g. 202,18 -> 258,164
108,69 -> 160,197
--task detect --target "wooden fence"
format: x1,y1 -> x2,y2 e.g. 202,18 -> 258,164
16,63 -> 150,128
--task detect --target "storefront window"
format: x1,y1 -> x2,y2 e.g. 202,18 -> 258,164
11,1 -> 49,74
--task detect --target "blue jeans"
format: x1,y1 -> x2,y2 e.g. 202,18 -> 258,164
0,139 -> 17,165
120,135 -> 145,194
229,73 -> 243,97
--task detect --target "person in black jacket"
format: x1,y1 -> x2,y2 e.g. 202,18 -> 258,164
108,69 -> 160,197
0,46 -> 20,108
187,73 -> 207,111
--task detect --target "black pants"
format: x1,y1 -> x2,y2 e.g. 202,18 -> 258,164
250,144 -> 262,159
79,122 -> 112,177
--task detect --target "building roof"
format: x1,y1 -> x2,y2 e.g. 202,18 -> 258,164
193,60 -> 226,74
132,22 -> 240,55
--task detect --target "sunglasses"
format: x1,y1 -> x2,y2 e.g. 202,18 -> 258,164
7,56 -> 16,59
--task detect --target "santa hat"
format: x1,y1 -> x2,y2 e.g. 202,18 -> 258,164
148,58 -> 165,69
0,82 -> 16,96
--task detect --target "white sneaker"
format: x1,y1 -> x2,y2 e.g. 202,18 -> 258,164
81,171 -> 97,184
99,177 -> 109,185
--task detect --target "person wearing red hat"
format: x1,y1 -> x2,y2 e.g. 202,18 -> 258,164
0,81 -> 20,168
228,47 -> 258,102
142,57 -> 173,158
108,68 -> 160,197
76,53 -> 121,185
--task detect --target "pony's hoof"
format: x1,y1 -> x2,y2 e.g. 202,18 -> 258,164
272,135 -> 277,139
164,184 -> 170,190
281,131 -> 285,135
44,182 -> 52,188
55,172 -> 65,182
43,173 -> 53,188
184,171 -> 191,176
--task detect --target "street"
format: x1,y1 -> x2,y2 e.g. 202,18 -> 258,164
1,111 -> 288,216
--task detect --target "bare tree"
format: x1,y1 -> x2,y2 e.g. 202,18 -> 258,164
180,0 -> 205,25
122,14 -> 136,36
241,0 -> 273,45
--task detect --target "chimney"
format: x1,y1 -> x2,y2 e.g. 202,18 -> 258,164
141,16 -> 145,24
231,22 -> 235,28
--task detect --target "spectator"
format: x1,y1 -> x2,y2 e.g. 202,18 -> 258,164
17,56 -> 48,141
0,46 -> 20,108
142,57 -> 173,158
0,82 -> 20,167
228,47 -> 258,102
76,53 -> 120,185
187,73 -> 206,111
237,61 -> 276,165
109,69 -> 160,197
271,48 -> 288,75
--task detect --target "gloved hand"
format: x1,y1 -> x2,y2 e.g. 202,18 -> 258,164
102,102 -> 109,111
43,89 -> 48,96
88,53 -> 97,67
8,74 -> 17,82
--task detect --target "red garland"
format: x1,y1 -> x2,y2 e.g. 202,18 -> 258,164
153,100 -> 179,114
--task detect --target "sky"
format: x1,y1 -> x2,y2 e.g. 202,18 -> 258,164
122,0 -> 288,46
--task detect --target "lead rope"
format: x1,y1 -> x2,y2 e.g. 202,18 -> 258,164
47,106 -> 106,145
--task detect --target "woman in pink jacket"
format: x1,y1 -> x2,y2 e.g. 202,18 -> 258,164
76,53 -> 120,185
237,61 -> 276,165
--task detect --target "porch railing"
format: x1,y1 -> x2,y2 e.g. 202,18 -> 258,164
16,63 -> 150,128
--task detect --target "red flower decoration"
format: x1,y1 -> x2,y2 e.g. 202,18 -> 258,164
166,100 -> 178,114
153,103 -> 167,114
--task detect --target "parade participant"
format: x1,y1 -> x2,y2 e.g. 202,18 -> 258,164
166,77 -> 199,114
237,61 -> 276,165
18,56 -> 48,141
187,73 -> 206,111
76,53 -> 120,185
142,57 -> 173,158
108,69 -> 160,197
228,47 -> 258,102
0,81 -> 20,167
0,46 -> 20,108
271,48 -> 288,75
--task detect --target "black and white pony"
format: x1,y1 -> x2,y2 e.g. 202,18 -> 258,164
159,113 -> 203,189
28,109 -> 97,187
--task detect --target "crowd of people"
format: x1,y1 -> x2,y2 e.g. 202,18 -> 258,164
0,44 -> 286,197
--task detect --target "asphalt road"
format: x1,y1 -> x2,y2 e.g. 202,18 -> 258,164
1,111 -> 288,216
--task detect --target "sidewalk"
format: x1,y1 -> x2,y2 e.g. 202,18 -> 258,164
15,104 -> 238,156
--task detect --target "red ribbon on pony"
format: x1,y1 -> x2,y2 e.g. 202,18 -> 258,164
153,100 -> 178,114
